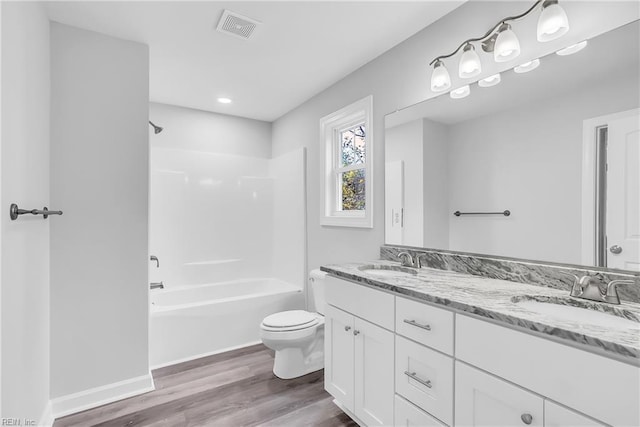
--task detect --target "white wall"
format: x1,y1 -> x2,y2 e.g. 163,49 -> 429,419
50,23 -> 150,401
0,2 -> 51,423
149,102 -> 271,158
422,119 -> 449,249
447,73 -> 639,264
271,1 -> 639,271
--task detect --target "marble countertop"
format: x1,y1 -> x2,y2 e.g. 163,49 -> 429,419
320,261 -> 640,363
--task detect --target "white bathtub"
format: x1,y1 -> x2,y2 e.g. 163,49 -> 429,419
149,278 -> 304,368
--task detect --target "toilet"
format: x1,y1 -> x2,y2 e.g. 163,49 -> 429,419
260,269 -> 327,379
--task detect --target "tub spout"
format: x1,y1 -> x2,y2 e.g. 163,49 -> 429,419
150,281 -> 164,290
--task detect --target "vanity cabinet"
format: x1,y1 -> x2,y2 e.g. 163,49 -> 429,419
325,277 -> 395,426
323,274 -> 637,427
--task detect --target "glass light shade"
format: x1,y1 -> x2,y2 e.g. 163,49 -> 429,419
556,40 -> 587,56
430,61 -> 451,92
459,44 -> 481,78
217,97 -> 232,104
494,25 -> 521,62
478,73 -> 501,88
514,58 -> 540,73
537,2 -> 570,42
450,85 -> 470,99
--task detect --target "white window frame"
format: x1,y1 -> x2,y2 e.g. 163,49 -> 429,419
319,95 -> 373,228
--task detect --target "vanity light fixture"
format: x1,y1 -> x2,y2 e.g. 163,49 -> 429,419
428,0 -> 569,93
556,40 -> 587,56
430,60 -> 452,92
450,85 -> 471,99
217,97 -> 232,104
459,44 -> 482,78
537,0 -> 570,42
514,58 -> 541,73
494,23 -> 521,62
478,73 -> 501,88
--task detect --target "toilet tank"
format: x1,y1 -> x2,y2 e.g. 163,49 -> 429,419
308,269 -> 328,315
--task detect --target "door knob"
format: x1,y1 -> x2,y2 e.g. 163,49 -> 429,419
344,326 -> 351,332
520,413 -> 533,425
610,245 -> 623,254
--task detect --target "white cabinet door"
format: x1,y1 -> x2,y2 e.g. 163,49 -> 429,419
325,304 -> 355,412
455,362 -> 543,427
354,317 -> 395,427
544,400 -> 605,427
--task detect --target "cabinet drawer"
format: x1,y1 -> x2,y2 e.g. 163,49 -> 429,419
325,275 -> 394,330
395,297 -> 454,355
395,336 -> 453,426
544,400 -> 605,427
456,315 -> 639,427
395,395 -> 447,427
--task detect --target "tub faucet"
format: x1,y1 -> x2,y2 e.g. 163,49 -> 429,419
150,255 -> 159,268
150,281 -> 164,290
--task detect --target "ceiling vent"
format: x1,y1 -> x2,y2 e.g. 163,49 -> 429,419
216,10 -> 260,40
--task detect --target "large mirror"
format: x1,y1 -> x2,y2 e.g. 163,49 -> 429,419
384,20 -> 639,272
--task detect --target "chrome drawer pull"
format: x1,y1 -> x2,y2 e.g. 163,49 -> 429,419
521,413 -> 533,425
403,319 -> 431,331
404,371 -> 432,388
345,326 -> 351,332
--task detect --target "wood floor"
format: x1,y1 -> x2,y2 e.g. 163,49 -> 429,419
54,344 -> 357,427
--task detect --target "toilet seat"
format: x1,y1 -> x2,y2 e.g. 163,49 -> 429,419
261,310 -> 320,332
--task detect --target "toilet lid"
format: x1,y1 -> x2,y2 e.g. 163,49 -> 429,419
262,310 -> 318,329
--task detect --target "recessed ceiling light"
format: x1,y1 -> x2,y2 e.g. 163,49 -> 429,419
217,97 -> 232,104
478,73 -> 501,88
514,58 -> 540,73
556,40 -> 588,56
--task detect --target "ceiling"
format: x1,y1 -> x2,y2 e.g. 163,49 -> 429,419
44,1 -> 465,122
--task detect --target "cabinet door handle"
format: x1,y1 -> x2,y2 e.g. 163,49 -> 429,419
353,330 -> 360,336
404,371 -> 432,388
521,414 -> 533,425
403,319 -> 431,331
344,326 -> 351,332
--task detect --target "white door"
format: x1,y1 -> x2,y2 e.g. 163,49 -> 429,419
455,362 -> 543,427
544,400 -> 605,427
324,305 -> 355,412
607,112 -> 640,270
354,317 -> 394,426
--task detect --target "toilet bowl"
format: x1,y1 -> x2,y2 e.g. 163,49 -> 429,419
260,270 -> 327,379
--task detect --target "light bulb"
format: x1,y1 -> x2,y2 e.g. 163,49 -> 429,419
217,97 -> 232,104
537,0 -> 569,42
459,44 -> 481,79
494,23 -> 521,62
430,60 -> 451,92
556,40 -> 587,56
450,85 -> 470,99
514,58 -> 540,73
478,73 -> 501,88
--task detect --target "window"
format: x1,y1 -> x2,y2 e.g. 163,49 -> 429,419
320,95 -> 373,228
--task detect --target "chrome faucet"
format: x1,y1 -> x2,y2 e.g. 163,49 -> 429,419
564,272 -> 634,305
398,252 -> 415,267
150,281 -> 164,290
415,253 -> 429,269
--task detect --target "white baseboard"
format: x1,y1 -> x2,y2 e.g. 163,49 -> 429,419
37,401 -> 54,427
51,373 -> 155,419
150,340 -> 262,370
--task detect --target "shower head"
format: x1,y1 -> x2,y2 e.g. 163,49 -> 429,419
149,120 -> 163,134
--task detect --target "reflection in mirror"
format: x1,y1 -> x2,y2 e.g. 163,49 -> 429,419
384,21 -> 640,271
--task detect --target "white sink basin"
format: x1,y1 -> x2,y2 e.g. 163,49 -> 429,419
358,265 -> 418,278
514,298 -> 640,330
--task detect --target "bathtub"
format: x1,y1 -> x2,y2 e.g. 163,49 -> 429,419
149,278 -> 304,368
